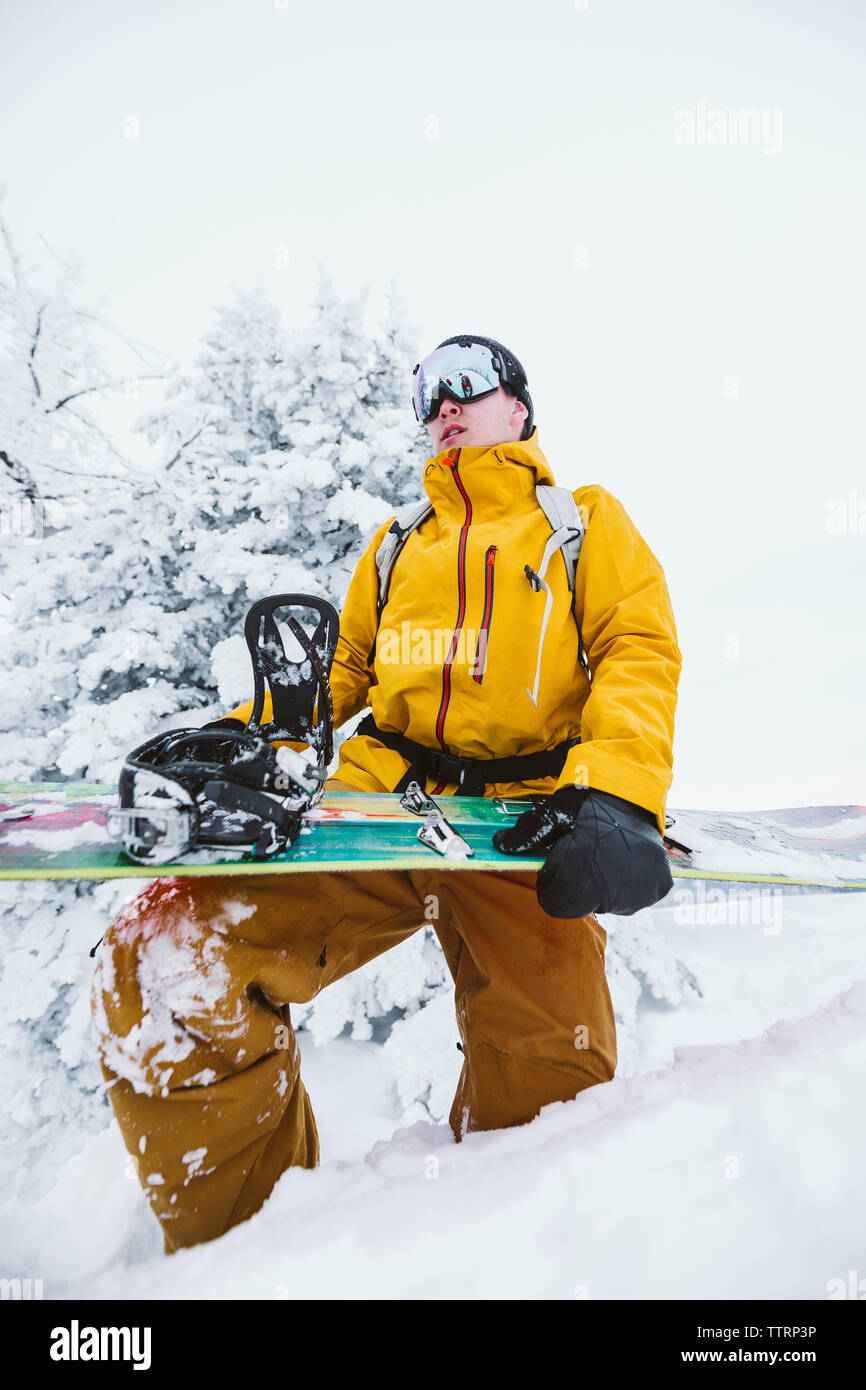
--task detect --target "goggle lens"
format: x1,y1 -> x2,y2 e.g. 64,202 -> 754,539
413,343 -> 502,424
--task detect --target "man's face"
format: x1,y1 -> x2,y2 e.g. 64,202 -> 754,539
425,385 -> 529,453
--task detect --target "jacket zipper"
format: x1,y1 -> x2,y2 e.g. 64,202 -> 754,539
434,450 -> 471,754
471,545 -> 497,684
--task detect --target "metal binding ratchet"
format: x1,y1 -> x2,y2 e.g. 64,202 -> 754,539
399,780 -> 473,860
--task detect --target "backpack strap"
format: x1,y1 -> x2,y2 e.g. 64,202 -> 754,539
534,484 -> 585,591
534,484 -> 591,681
374,498 -> 434,617
368,498 -> 434,664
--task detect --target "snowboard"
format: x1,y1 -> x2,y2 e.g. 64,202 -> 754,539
0,782 -> 864,889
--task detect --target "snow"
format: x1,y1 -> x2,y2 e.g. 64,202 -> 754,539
210,634 -> 252,706
1,888 -> 863,1299
4,821 -> 113,851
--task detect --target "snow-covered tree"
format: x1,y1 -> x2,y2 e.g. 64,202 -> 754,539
135,268 -> 430,726
0,239 -> 432,782
0,183 -> 167,511
0,189 -> 173,780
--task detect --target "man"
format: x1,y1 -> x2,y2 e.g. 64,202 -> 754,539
91,334 -> 681,1252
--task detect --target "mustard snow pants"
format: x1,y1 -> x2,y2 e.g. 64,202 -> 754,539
91,852 -> 617,1252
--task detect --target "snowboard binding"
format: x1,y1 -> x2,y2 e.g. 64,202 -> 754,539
244,593 -> 338,763
108,595 -> 340,865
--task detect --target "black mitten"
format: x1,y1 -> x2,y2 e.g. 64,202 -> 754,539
493,786 -> 673,920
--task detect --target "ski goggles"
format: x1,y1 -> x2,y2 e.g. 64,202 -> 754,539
412,342 -> 510,425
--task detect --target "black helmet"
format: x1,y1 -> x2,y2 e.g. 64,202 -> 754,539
435,334 -> 534,441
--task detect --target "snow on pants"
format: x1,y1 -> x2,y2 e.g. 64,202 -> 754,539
91,859 -> 617,1253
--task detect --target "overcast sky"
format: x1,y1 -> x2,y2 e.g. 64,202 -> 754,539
3,0 -> 865,807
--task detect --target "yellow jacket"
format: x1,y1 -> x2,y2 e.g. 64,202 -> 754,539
226,430 -> 681,834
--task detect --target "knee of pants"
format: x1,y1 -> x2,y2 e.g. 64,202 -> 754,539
91,876 -> 281,1099
454,986 -> 618,1088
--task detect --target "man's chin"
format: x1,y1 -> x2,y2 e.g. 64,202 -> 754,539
439,435 -> 514,452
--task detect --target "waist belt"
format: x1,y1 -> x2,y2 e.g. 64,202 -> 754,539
355,714 -> 580,798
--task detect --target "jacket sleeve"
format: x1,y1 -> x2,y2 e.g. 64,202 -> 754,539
220,518 -> 393,738
556,486 -> 682,836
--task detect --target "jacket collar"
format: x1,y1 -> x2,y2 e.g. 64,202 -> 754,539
421,429 -> 558,522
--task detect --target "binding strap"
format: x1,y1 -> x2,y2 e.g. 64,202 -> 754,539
202,779 -> 303,858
